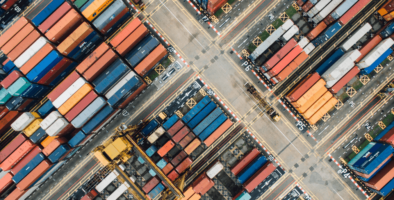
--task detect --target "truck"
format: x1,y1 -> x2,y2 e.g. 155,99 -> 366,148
246,83 -> 280,121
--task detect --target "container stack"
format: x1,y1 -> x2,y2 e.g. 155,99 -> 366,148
0,0 -> 32,30
377,0 -> 394,21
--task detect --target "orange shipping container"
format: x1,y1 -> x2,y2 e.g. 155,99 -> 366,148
58,84 -> 94,115
0,17 -> 29,48
110,18 -> 142,47
41,136 -> 58,148
0,173 -> 13,194
82,0 -> 114,21
204,119 -> 233,147
1,24 -> 34,55
175,157 -> 192,174
181,187 -> 195,200
308,97 -> 338,125
356,35 -> 382,63
157,141 -> 175,157
378,0 -> 394,16
83,49 -> 118,81
42,137 -> 68,156
162,163 -> 173,175
116,24 -> 148,56
58,22 -> 94,55
20,43 -> 55,75
274,52 -> 308,83
0,140 -> 35,171
76,43 -> 110,74
189,193 -> 201,200
307,22 -> 327,40
17,160 -> 53,190
296,87 -> 327,114
45,9 -> 83,44
192,174 -> 210,194
303,91 -> 333,119
384,12 -> 394,21
8,30 -> 41,61
286,73 -> 320,102
184,139 -> 201,155
5,188 -> 25,200
135,45 -> 167,77
291,79 -> 326,108
364,160 -> 394,190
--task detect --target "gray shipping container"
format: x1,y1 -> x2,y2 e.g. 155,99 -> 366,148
331,0 -> 358,20
92,0 -> 126,30
71,97 -> 106,128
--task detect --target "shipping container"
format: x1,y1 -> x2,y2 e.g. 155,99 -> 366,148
379,126 -> 394,145
163,163 -> 174,175
140,119 -> 159,137
298,37 -> 309,49
166,120 -> 184,136
65,90 -> 98,122
325,0 -> 357,24
45,9 -> 83,44
0,173 -> 13,195
126,35 -> 160,67
307,0 -> 331,18
292,79 -> 326,108
12,153 -> 45,184
163,115 -> 179,130
13,37 -> 47,68
7,30 -> 40,61
274,52 -> 308,82
371,178 -> 394,196
262,39 -> 297,71
157,141 -> 175,157
183,96 -> 211,123
40,111 -> 62,130
30,128 -> 47,144
303,91 -> 332,119
116,25 -> 148,56
378,0 -> 394,16
8,77 -> 31,96
0,88 -> 12,104
363,160 -> 394,190
47,71 -> 80,102
31,0 -> 65,26
37,101 -> 55,118
148,126 -> 166,144
95,170 -> 119,192
175,157 -> 192,174
19,43 -> 54,76
0,134 -> 26,163
297,0 -> 307,6
148,183 -> 164,199
72,97 -> 106,128
11,112 -> 39,131
267,45 -> 303,77
302,1 -> 314,12
238,155 -> 267,184
184,139 -> 201,155
46,118 -> 73,136
190,193 -> 202,200
183,187 -> 196,200
199,113 -> 227,141
234,190 -> 251,200
134,44 -> 167,77
352,144 -> 393,174
171,150 -> 187,166
0,111 -> 21,133
207,0 -> 228,15
0,17 -> 29,48
192,174 -> 211,194
188,101 -> 216,129
286,73 -> 320,102
356,35 -> 382,63
381,22 -> 394,38
282,25 -> 299,41
312,22 -> 342,46
42,137 -> 67,156
48,144 -> 71,163
143,177 -> 159,193
57,22 -> 94,55
58,84 -> 93,115
11,146 -> 41,176
231,148 -> 260,176
93,59 -> 130,94
244,163 -> 276,192
77,43 -> 110,74
193,107 -> 223,135
312,0 -> 343,24
40,136 -> 56,148
1,140 -> 35,171
0,107 -> 9,119
316,49 -> 345,75
180,132 -> 195,148
116,80 -> 147,109
93,0 -> 128,35
341,23 -> 372,51
329,66 -> 359,93
355,155 -> 392,179
172,126 -> 190,143
17,160 -> 52,190
296,87 -> 327,114
82,0 -> 114,21
83,50 -> 118,82
360,48 -> 393,75
4,188 -> 26,200
82,104 -> 114,134
38,2 -> 72,34
110,18 -> 142,47
308,97 -> 338,124
207,161 -> 224,179
358,38 -> 394,68
1,24 -> 34,55
106,73 -> 141,108
23,119 -> 42,137
157,158 -> 167,169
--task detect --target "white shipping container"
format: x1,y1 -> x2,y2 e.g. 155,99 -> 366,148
14,37 -> 47,68
105,71 -> 136,99
282,25 -> 299,41
11,112 -> 37,131
358,38 -> 394,68
312,0 -> 343,23
282,19 -> 294,31
107,183 -> 129,200
307,0 -> 332,18
40,111 -> 62,130
148,127 -> 166,143
207,162 -> 224,179
304,43 -> 316,55
46,118 -> 69,136
71,97 -> 106,128
298,37 -> 310,49
96,171 -> 119,192
52,77 -> 87,108
341,23 -> 372,51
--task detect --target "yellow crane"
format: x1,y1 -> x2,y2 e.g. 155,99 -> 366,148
246,83 -> 280,121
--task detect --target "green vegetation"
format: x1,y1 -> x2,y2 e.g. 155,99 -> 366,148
352,80 -> 363,91
383,113 -> 394,126
347,152 -> 356,161
214,9 -> 224,18
381,58 -> 390,67
161,57 -> 172,68
148,71 -> 159,81
227,0 -> 237,4
247,43 -> 257,52
146,58 -> 172,82
285,6 -> 297,18
259,31 -> 270,41
272,19 -> 284,29
369,126 -> 383,139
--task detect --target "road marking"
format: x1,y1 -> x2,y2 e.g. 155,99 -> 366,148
145,20 -> 170,46
187,0 -> 201,14
207,21 -> 222,37
295,183 -> 313,200
231,47 -> 243,60
127,0 -> 141,14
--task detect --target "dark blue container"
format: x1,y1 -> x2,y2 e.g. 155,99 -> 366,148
358,158 -> 392,182
371,178 -> 394,196
361,48 -> 393,75
93,60 -> 130,94
82,104 -> 114,133
107,77 -> 139,107
31,0 -> 65,26
148,183 -> 164,199
49,62 -> 78,86
141,120 -> 159,136
352,144 -> 393,174
199,113 -> 227,141
182,96 -> 211,123
163,115 -> 179,130
30,128 -> 47,144
68,131 -> 87,148
348,143 -> 376,168
114,80 -> 143,108
315,49 -> 345,75
201,0 -> 208,10
66,146 -> 82,159
12,153 -> 45,184
37,100 -> 56,117
104,10 -> 130,36
350,143 -> 382,169
3,60 -> 15,73
68,31 -> 102,61
238,155 -> 267,184
126,35 -> 160,67
380,22 -> 394,38
193,107 -> 223,135
26,50 -> 63,83
375,121 -> 394,140
80,0 -> 95,11
187,101 -> 216,129
146,145 -> 158,157
20,84 -> 50,99
6,96 -> 29,111
312,22 -> 342,46
48,144 -> 71,163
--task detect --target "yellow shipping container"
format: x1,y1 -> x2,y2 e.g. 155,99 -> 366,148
41,136 -> 58,147
103,144 -> 120,160
303,91 -> 333,119
291,79 -> 326,108
378,8 -> 388,16
58,83 -> 93,115
308,97 -> 338,125
23,119 -> 43,137
184,139 -> 201,155
82,0 -> 114,21
296,87 -> 327,114
113,138 -> 128,153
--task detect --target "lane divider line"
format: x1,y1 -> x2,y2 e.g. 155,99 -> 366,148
295,183 -> 313,200
187,0 -> 201,15
196,75 -> 240,122
245,128 -> 285,171
174,50 -> 190,67
231,47 -> 243,60
251,70 -> 317,142
327,153 -> 370,199
207,21 -> 222,37
146,20 -> 170,46
127,0 -> 141,14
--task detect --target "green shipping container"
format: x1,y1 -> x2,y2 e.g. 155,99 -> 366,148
0,88 -> 12,104
74,0 -> 90,8
8,77 -> 32,96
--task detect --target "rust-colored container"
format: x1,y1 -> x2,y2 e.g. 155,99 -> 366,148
0,140 -> 35,171
20,43 -> 55,75
168,170 -> 179,181
356,35 -> 382,63
0,108 -> 8,119
58,22 -> 94,55
378,0 -> 394,16
76,43 -> 110,74
329,67 -> 360,94
47,71 -> 80,102
100,8 -> 129,34
8,30 -> 41,61
171,150 -> 187,167
302,1 -> 313,12
182,187 -> 195,200
199,179 -> 214,195
1,24 -> 34,55
37,58 -> 73,85
17,160 -> 53,190
384,12 -> 394,21
65,90 -> 98,122
58,84 -> 94,115
82,49 -> 118,81
244,162 -> 276,192
2,0 -> 17,10
38,2 -> 72,34
379,128 -> 394,145
175,157 -> 192,174
173,126 -> 190,143
267,46 -> 303,77
207,0 -> 228,15
0,134 -> 26,163
135,44 -> 167,77
180,132 -> 195,148
308,97 -> 338,125
40,136 -> 57,148
118,82 -> 147,109
296,87 -> 327,114
42,137 -> 68,156
339,0 -> 370,25
115,24 -> 148,56
0,111 -> 21,134
303,91 -> 333,119
286,72 -> 320,102
364,160 -> 394,190
0,17 -> 29,48
157,141 -> 175,157
189,193 -> 202,200
168,120 -> 185,136
192,174 -> 210,194
162,163 -> 174,175
204,119 -> 233,147
291,79 -> 326,108
45,9 -> 83,44
0,172 -> 13,194
143,177 -> 159,193
297,0 -> 305,6
263,39 -> 297,71
354,155 -> 392,178
274,63 -> 298,83
307,22 -> 327,40
184,139 -> 201,155
110,18 -> 142,47
5,188 -> 25,200
231,148 -> 260,176
1,70 -> 23,89
11,146 -> 41,175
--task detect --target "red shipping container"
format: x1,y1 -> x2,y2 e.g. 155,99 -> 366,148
286,73 -> 320,102
231,148 -> 260,176
118,82 -> 147,109
0,134 -> 26,163
162,163 -> 173,175
199,179 -> 214,195
1,70 -> 23,89
173,126 -> 190,143
175,157 -> 192,174
307,22 -> 328,40
17,160 -> 53,190
157,141 -> 175,157
179,132 -> 195,148
267,45 -> 303,77
244,162 -> 276,192
1,24 -> 34,55
110,18 -> 142,47
43,137 -> 68,156
380,128 -> 394,146
116,24 -> 148,56
143,177 -> 159,193
0,107 -> 9,119
329,67 -> 360,94
2,0 -> 18,11
38,2 -> 72,34
2,58 -> 10,66
364,160 -> 394,190
0,111 -> 22,134
56,124 -> 75,137
204,119 -> 233,147
192,174 -> 210,194
0,173 -> 13,194
134,45 -> 167,76
37,58 -> 74,85
339,0 -> 370,26
65,91 -> 98,122
356,35 -> 382,63
17,99 -> 35,112
354,155 -> 392,178
168,170 -> 179,181
273,63 -> 298,83
297,0 -> 305,6
7,30 -> 41,61
5,188 -> 25,200
76,43 -> 110,74
11,146 -> 42,175
0,17 -> 29,48
47,71 -> 80,102
168,120 -> 185,136
263,39 -> 297,71
0,140 -> 36,171
83,49 -> 118,81
207,0 -> 228,15
20,43 -> 55,75
100,8 -> 129,35
302,1 -> 313,12
45,9 -> 84,44
171,151 -> 187,167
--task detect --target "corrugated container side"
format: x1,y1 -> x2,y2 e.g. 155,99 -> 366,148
0,134 -> 27,163
57,22 -> 94,55
8,30 -> 41,61
188,101 -> 216,129
292,79 -> 326,108
31,0 -> 65,26
48,144 -> 71,163
0,140 -> 35,171
143,177 -> 159,193
0,173 -> 14,195
58,84 -> 93,115
65,91 -> 98,122
14,37 -> 48,68
47,71 -> 80,102
308,97 -> 338,124
38,2 -> 72,34
157,141 -> 175,157
184,139 -> 201,155
0,111 -> 22,134
1,24 -> 34,55
134,45 -> 167,77
45,9 -> 83,44
76,43 -> 110,74
11,146 -> 41,175
329,66 -> 360,93
303,91 -> 333,119
20,44 -> 54,75
193,107 -> 223,136
12,153 -> 45,184
182,96 -> 211,123
83,49 -> 118,82
180,132 -> 195,148
286,73 -> 320,102
0,17 -> 29,48
308,22 -> 328,40
163,114 -> 179,130
110,18 -> 142,47
238,155 -> 267,184
42,137 -> 67,156
82,0 -> 114,21
168,120 -> 185,136
267,45 -> 303,77
116,25 -> 148,56
199,113 -> 227,141
175,157 -> 192,175
16,160 -> 52,190
173,126 -> 190,143
231,148 -> 260,176
71,97 -> 106,128
82,105 -> 114,133
244,163 -> 276,192
204,119 -> 233,147
171,151 -> 187,167
363,160 -> 394,190
296,87 -> 327,114
263,39 -> 297,71
339,0 -> 370,25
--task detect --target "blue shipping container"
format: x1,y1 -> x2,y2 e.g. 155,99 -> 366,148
37,100 -> 55,117
316,49 -> 345,75
93,60 -> 130,94
93,0 -> 126,30
236,191 -> 252,200
163,114 -> 179,130
0,88 -> 11,104
199,113 -> 227,141
12,153 -> 45,184
126,35 -> 160,67
312,22 -> 342,46
30,128 -> 47,144
331,0 -> 357,20
157,158 -> 167,169
31,0 -> 65,26
68,131 -> 87,148
149,169 -> 156,176
238,155 -> 267,184
358,158 -> 392,182
193,107 -> 223,135
107,76 -> 140,107
20,84 -> 50,99
187,101 -> 216,129
26,51 -> 63,83
48,144 -> 71,163
71,97 -> 106,128
82,105 -> 114,134
141,120 -> 159,136
146,145 -> 158,157
361,48 -> 393,75
182,96 -> 211,123
6,96 -> 31,111
352,144 -> 394,174
201,0 -> 208,10
3,60 -> 15,73
138,156 -> 145,164
375,121 -> 394,140
148,183 -> 164,199
102,9 -> 130,36
68,32 -> 102,61
371,178 -> 394,196
49,62 -> 78,87
380,22 -> 394,38
348,142 -> 376,169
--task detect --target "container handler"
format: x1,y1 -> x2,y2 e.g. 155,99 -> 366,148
245,83 -> 280,121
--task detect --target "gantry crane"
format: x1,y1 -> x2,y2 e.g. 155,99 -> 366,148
245,82 -> 280,121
